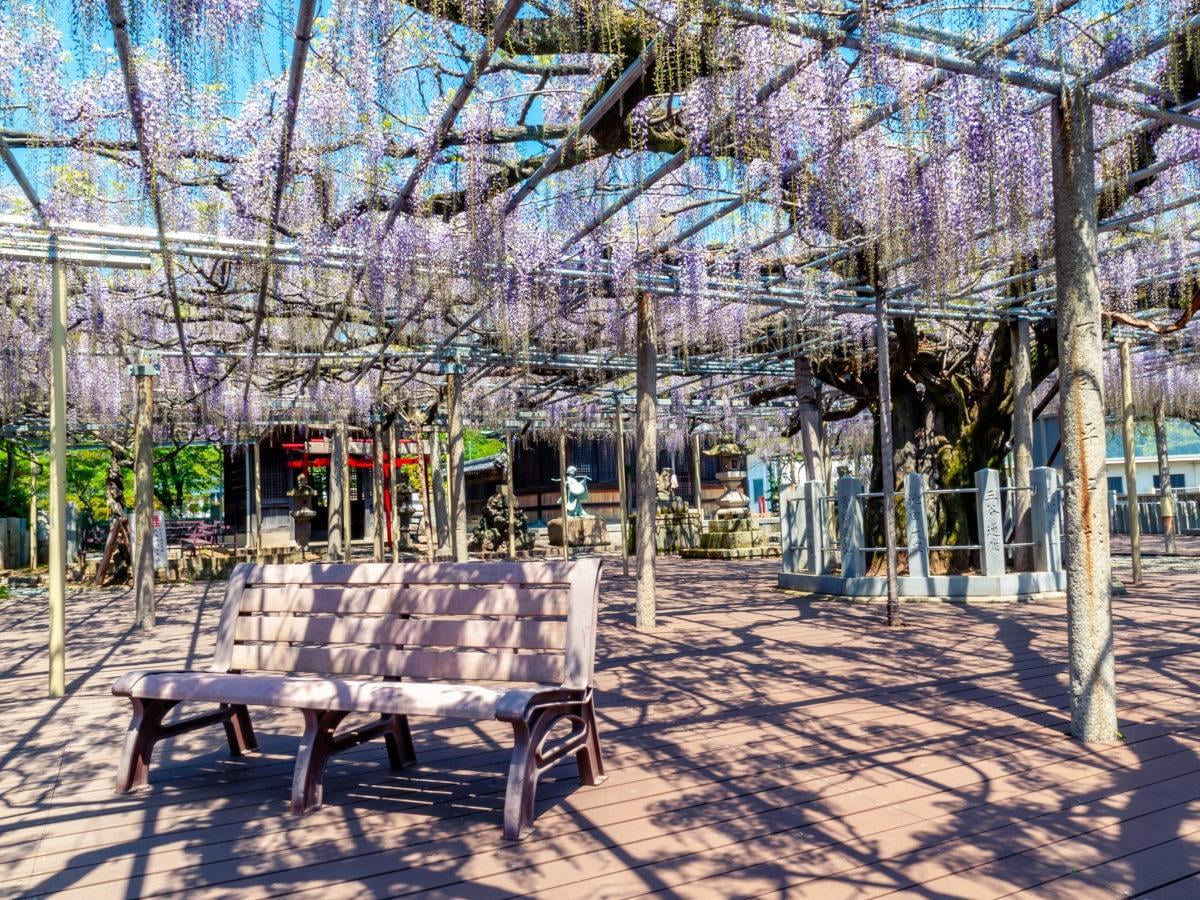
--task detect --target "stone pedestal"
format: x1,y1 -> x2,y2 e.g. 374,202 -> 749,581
548,516 -> 609,548
627,510 -> 703,554
680,515 -> 779,560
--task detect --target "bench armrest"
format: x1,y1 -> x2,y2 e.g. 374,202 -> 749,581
113,670 -> 183,698
495,687 -> 590,722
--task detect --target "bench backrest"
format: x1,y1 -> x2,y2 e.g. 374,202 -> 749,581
211,560 -> 602,689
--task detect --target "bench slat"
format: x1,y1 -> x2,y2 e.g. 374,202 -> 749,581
229,644 -> 565,683
237,586 -> 568,617
234,615 -> 567,650
246,561 -> 578,586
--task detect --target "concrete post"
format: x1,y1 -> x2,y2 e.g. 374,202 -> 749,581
1154,397 -> 1177,554
615,397 -> 630,577
131,363 -> 156,630
1031,466 -> 1063,573
779,482 -> 804,574
446,370 -> 468,563
1011,318 -> 1035,570
874,294 -> 901,625
803,480 -> 828,575
836,475 -> 866,579
904,472 -> 930,579
635,291 -> 658,630
974,468 -> 1005,577
794,355 -> 823,483
1051,87 -> 1118,743
327,423 -> 347,562
1119,340 -> 1142,584
47,256 -> 67,697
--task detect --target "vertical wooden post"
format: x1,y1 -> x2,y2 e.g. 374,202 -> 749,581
429,430 -> 449,557
131,362 -> 156,630
614,396 -> 630,577
418,433 -> 436,561
342,427 -> 352,562
28,460 -> 38,570
1154,396 -> 1177,554
794,355 -> 823,483
327,423 -> 346,562
635,292 -> 658,630
371,421 -> 386,562
252,439 -> 263,554
243,442 -> 255,552
1051,87 -> 1119,743
689,429 -> 704,524
446,370 -> 468,562
47,256 -> 67,697
388,423 -> 401,561
1118,340 -> 1142,584
874,293 -> 901,627
506,431 -> 517,558
558,433 -> 571,561
1011,318 -> 1035,571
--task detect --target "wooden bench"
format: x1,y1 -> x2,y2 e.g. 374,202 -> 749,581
112,559 -> 604,839
165,519 -> 229,556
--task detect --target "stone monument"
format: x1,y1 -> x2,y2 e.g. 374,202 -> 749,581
626,467 -> 703,553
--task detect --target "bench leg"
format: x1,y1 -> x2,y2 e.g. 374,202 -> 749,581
115,698 -> 179,794
575,696 -> 606,787
222,703 -> 258,756
504,716 -> 539,841
382,714 -> 417,769
292,709 -> 348,814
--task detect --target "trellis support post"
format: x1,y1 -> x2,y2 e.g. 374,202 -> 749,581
1154,397 -> 1177,554
47,253 -> 68,697
1051,86 -> 1119,743
130,361 -> 157,631
1011,319 -> 1034,570
1119,340 -> 1142,584
635,292 -> 658,630
445,366 -> 468,563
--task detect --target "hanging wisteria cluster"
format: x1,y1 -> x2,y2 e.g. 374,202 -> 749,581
2,0 -> 1200,451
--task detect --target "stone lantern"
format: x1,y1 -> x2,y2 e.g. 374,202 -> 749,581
705,441 -> 751,518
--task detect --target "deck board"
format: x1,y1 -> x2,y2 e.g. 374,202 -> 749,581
1,556 -> 1198,898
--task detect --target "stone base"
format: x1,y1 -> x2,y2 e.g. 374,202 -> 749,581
681,546 -> 780,560
776,570 -> 1068,601
548,516 -> 609,548
679,516 -> 778,559
627,511 -> 703,553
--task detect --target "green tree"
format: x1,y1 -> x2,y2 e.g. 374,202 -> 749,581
152,444 -> 222,517
464,429 -> 503,461
65,449 -> 113,524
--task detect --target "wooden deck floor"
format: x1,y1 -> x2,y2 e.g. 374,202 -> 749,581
2,557 -> 1199,898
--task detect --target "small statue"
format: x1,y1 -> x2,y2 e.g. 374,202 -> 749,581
552,465 -> 592,518
656,468 -> 685,512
